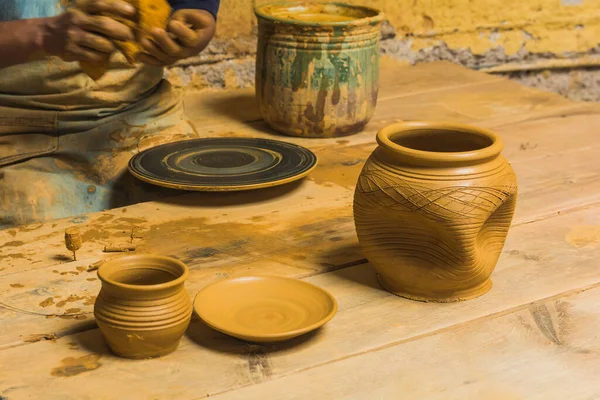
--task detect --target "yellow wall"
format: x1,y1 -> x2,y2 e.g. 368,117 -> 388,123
213,0 -> 600,56
167,0 -> 600,90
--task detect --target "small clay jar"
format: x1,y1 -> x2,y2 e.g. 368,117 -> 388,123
94,255 -> 192,358
353,122 -> 518,302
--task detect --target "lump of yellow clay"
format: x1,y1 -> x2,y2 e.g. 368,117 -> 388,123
79,0 -> 172,80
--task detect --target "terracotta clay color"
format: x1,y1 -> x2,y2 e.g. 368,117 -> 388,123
255,2 -> 383,138
193,276 -> 338,342
94,254 -> 192,358
79,0 -> 172,80
353,122 -> 518,302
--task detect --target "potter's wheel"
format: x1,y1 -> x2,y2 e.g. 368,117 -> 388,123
128,138 -> 317,191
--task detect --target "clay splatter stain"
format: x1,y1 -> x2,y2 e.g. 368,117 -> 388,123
39,298 -> 55,307
56,295 -> 85,308
96,214 -> 114,223
66,308 -> 82,314
520,142 -> 538,151
83,296 -> 96,306
10,283 -> 24,288
24,333 -> 58,343
86,278 -> 98,281
251,216 -> 266,222
51,354 -> 102,377
7,229 -> 17,237
82,228 -> 111,242
310,143 -> 374,188
76,267 -> 87,272
565,225 -> 600,249
0,241 -> 25,249
1,253 -> 26,259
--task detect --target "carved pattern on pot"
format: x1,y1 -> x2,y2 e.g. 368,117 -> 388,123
353,122 -> 518,302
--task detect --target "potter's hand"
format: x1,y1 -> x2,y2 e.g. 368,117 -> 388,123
137,9 -> 216,66
43,0 -> 136,63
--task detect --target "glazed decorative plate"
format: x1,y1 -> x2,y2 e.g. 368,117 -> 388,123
128,138 -> 317,191
193,276 -> 338,342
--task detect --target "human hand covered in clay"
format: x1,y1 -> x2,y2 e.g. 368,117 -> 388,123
44,0 -> 136,63
137,9 -> 216,66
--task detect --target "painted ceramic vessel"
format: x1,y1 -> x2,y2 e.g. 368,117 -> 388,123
94,255 -> 192,358
353,122 -> 518,302
255,2 -> 384,138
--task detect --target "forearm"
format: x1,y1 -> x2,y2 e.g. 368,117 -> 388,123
0,18 -> 51,69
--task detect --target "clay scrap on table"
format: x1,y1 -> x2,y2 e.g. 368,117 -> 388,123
64,227 -> 82,261
79,0 -> 172,80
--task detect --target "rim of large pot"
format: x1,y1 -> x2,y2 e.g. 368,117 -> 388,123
254,1 -> 384,27
98,254 -> 189,292
376,121 -> 504,167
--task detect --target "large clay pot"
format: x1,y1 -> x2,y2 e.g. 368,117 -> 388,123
255,2 -> 384,138
353,122 -> 518,302
94,255 -> 192,358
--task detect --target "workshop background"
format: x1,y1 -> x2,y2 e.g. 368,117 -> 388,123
165,0 -> 600,101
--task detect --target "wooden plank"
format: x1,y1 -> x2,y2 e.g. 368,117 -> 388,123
211,286 -> 600,400
182,65 -> 574,151
493,109 -> 600,221
0,65 -> 594,275
2,102 -> 599,275
2,105 -> 600,348
1,204 -> 600,398
181,60 -> 505,128
2,62 -> 599,350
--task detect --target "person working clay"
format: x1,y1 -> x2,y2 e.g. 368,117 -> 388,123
0,0 -> 219,228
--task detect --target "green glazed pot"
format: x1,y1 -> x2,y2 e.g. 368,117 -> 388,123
255,2 -> 384,138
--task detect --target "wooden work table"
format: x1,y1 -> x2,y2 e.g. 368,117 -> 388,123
1,59 -> 600,399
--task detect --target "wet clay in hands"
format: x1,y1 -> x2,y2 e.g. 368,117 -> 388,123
79,0 -> 171,80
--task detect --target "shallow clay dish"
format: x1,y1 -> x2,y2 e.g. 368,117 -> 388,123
128,138 -> 317,191
193,276 -> 337,342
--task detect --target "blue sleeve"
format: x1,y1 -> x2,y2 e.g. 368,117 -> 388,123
168,0 -> 220,20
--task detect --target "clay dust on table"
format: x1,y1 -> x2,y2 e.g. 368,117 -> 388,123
51,354 -> 102,377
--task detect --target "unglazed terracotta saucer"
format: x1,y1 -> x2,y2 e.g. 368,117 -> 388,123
128,138 -> 317,191
193,276 -> 337,342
